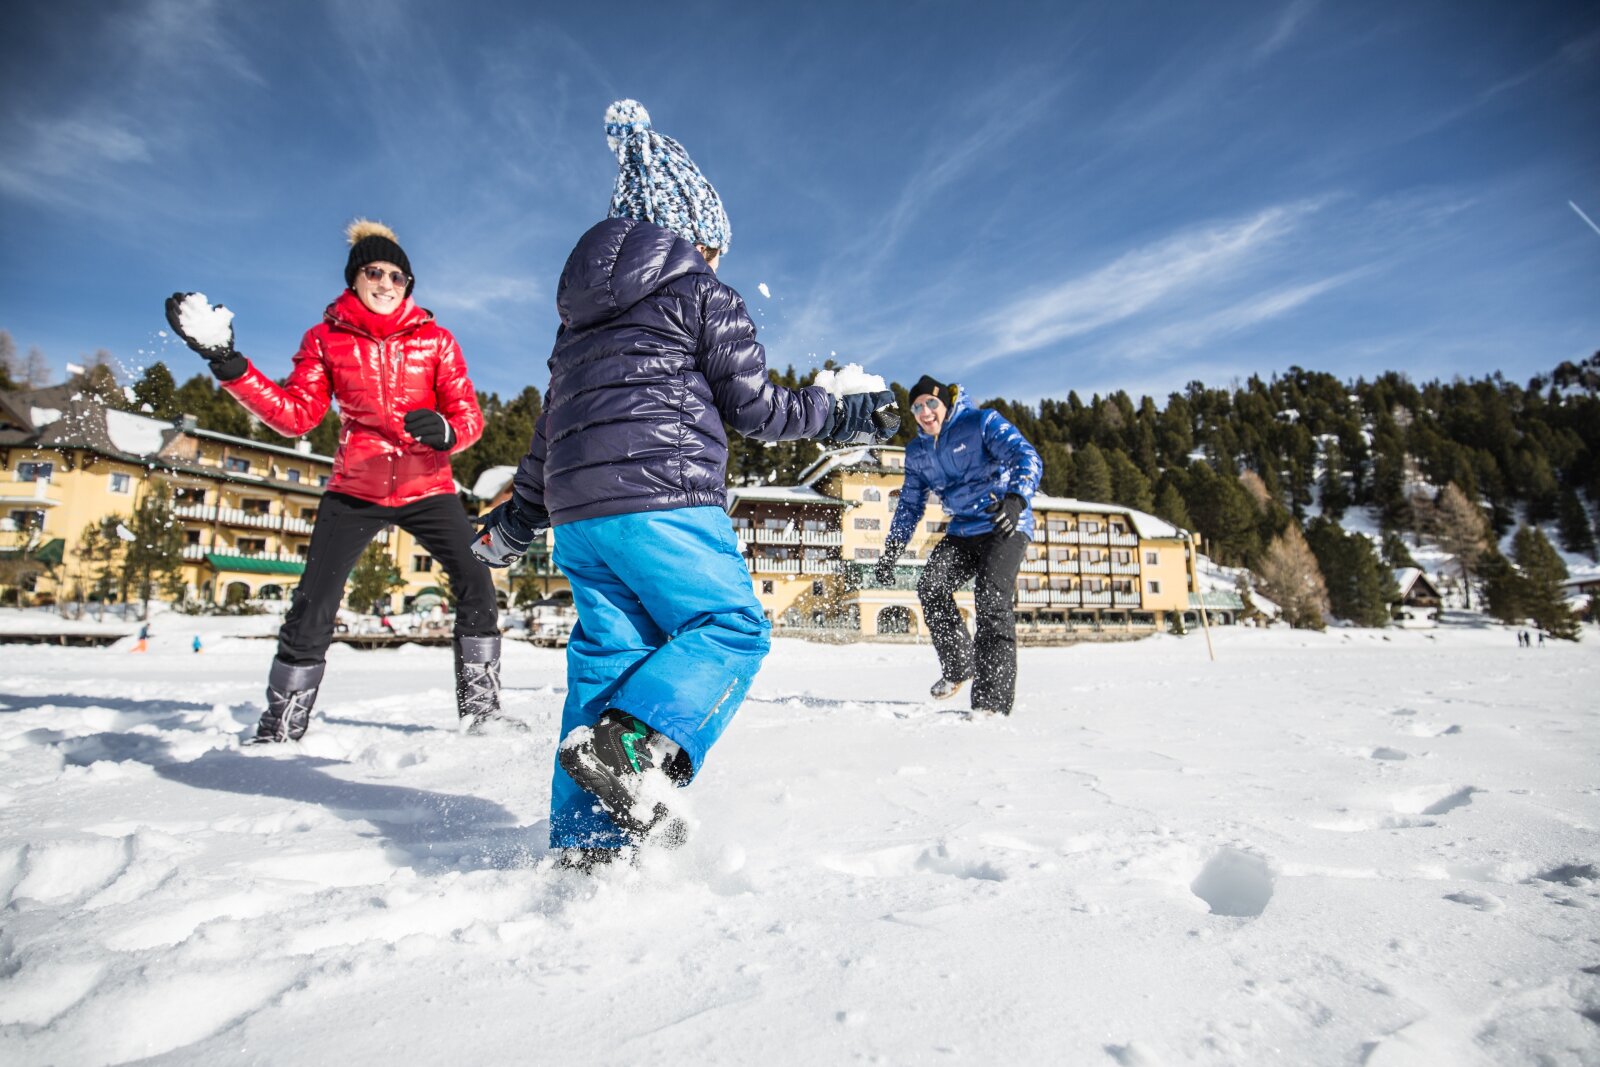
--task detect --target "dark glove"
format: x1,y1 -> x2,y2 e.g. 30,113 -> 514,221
470,493 -> 550,568
873,539 -> 906,586
819,391 -> 900,445
404,409 -> 457,451
988,493 -> 1027,537
164,292 -> 248,381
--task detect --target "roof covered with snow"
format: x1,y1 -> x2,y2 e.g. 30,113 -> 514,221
727,485 -> 847,507
797,445 -> 906,487
471,466 -> 518,501
1031,495 -> 1183,539
104,409 -> 170,456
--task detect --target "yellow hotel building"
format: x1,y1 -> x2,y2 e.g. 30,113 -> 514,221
0,380 -> 466,610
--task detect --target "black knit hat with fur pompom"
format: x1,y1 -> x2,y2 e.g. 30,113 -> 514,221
344,219 -> 413,296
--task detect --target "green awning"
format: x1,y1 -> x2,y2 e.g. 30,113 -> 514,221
205,553 -> 306,576
0,538 -> 64,564
1189,591 -> 1244,610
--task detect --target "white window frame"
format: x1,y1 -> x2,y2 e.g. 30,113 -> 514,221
108,472 -> 132,494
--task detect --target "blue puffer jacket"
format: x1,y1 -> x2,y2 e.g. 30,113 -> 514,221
888,389 -> 1043,542
513,219 -> 831,525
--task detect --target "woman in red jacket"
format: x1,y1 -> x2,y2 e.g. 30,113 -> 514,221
165,220 -> 506,742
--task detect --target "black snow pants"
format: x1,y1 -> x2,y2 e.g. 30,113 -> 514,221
276,491 -> 498,666
916,529 -> 1030,714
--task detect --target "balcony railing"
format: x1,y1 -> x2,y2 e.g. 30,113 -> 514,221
1080,561 -> 1111,574
1081,591 -> 1113,606
1110,562 -> 1141,575
1109,532 -> 1138,546
282,516 -> 315,535
173,503 -> 217,522
750,557 -> 801,574
181,543 -> 206,561
1020,559 -> 1048,573
181,544 -> 305,565
800,559 -> 839,575
735,528 -> 756,543
1046,530 -> 1080,544
1047,556 -> 1077,569
801,530 -> 842,545
1017,590 -> 1051,605
1079,532 -> 1110,545
1113,591 -> 1143,607
216,507 -> 279,529
755,528 -> 801,544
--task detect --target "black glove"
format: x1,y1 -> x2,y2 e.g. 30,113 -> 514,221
470,493 -> 550,568
404,409 -> 457,451
874,539 -> 906,586
819,391 -> 900,445
164,292 -> 248,381
988,493 -> 1027,537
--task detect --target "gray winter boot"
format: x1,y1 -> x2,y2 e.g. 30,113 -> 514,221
456,635 -> 521,732
252,659 -> 326,743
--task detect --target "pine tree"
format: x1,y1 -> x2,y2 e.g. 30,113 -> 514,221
1430,483 -> 1490,609
1107,448 -> 1154,511
1556,488 -> 1596,559
132,362 -> 180,420
347,543 -> 405,615
1073,443 -> 1112,502
122,483 -> 187,618
1256,523 -> 1329,629
1319,441 -> 1351,519
1037,440 -> 1074,497
1304,518 -> 1395,627
1381,530 -> 1417,570
1154,481 -> 1193,531
1512,525 -> 1578,639
0,330 -> 17,390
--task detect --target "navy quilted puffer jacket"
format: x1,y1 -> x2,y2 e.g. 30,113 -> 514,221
513,218 -> 831,525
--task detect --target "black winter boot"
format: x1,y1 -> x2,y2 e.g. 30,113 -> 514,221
252,659 -> 325,743
558,710 -> 688,847
456,635 -> 524,733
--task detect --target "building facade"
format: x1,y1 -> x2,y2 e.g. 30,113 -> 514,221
0,382 -> 469,612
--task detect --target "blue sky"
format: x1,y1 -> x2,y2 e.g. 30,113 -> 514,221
2,0 -> 1597,407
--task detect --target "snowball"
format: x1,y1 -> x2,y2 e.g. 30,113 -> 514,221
813,363 -> 887,397
115,523 -> 136,542
177,293 -> 234,350
757,283 -> 771,299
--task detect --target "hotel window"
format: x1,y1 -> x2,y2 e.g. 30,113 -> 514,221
413,555 -> 434,572
731,516 -> 751,529
237,538 -> 267,554
16,461 -> 52,482
1047,520 -> 1067,532
761,580 -> 774,594
854,547 -> 881,560
812,580 -> 825,596
854,517 -> 880,530
242,498 -> 271,514
225,457 -> 250,473
1146,551 -> 1158,565
861,487 -> 881,502
1148,580 -> 1162,594
108,472 -> 132,494
302,507 -> 318,520
1082,521 -> 1100,533
1113,550 -> 1132,564
318,475 -> 330,487
286,469 -> 302,484
175,487 -> 206,505
9,509 -> 45,531
762,518 -> 787,530
185,530 -> 202,545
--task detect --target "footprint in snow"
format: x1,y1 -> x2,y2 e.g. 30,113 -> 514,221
1392,786 -> 1478,816
1444,890 -> 1504,912
1190,847 -> 1273,918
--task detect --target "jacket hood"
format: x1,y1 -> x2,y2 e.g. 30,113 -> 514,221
557,218 -> 711,329
325,289 -> 432,340
920,386 -> 975,438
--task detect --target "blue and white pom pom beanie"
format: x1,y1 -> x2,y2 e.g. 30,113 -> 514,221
605,99 -> 732,254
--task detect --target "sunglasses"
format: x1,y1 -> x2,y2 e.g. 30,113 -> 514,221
360,265 -> 410,287
911,398 -> 943,415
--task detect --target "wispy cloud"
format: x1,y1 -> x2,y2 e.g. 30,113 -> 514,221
1255,0 -> 1319,61
976,200 -> 1324,362
1112,269 -> 1364,361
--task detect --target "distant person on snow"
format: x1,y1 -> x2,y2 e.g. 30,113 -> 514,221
164,220 -> 507,742
471,100 -> 898,867
875,375 -> 1042,716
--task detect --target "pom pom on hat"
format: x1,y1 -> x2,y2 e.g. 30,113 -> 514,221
604,99 -> 652,157
604,99 -> 732,254
343,217 -> 414,296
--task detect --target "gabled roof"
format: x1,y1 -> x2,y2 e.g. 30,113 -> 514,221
797,445 -> 906,488
1392,568 -> 1441,600
471,465 -> 518,501
727,485 -> 847,508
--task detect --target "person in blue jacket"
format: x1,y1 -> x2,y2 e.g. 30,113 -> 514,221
875,375 -> 1042,716
471,100 -> 897,867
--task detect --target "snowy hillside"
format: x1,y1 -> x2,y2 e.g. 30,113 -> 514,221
1,619 -> 1597,1065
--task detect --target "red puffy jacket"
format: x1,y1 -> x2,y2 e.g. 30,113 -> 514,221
223,290 -> 484,507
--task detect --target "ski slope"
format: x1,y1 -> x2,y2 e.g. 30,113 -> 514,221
1,616 -> 1597,1065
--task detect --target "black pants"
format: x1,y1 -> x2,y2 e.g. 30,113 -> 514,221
917,529 -> 1030,713
277,491 -> 498,665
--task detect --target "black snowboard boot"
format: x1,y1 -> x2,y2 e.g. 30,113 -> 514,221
455,635 -> 523,733
252,659 -> 325,743
930,676 -> 968,700
558,710 -> 688,847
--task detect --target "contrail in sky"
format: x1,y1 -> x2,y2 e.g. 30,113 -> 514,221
1571,200 -> 1600,239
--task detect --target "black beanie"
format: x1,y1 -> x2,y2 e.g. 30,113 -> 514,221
909,374 -> 951,405
344,219 -> 414,296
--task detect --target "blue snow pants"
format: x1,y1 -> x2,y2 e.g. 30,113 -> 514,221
548,507 -> 771,849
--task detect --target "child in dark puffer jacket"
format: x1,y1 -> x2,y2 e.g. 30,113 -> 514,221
473,100 -> 898,867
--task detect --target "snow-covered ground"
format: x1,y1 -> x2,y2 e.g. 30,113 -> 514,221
2,617 -> 1597,1065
